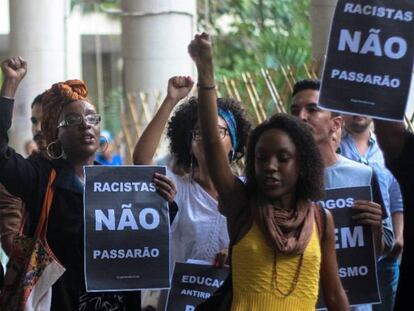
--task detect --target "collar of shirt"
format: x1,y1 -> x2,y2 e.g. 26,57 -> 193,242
342,130 -> 376,146
340,130 -> 381,165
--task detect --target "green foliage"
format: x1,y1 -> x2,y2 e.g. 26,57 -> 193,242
198,0 -> 312,78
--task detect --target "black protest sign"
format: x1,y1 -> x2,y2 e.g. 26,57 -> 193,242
319,0 -> 414,121
165,262 -> 230,311
316,186 -> 379,309
84,166 -> 170,291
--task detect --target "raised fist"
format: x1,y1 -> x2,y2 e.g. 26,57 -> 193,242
166,76 -> 194,103
1,56 -> 27,97
1,56 -> 27,82
187,32 -> 213,67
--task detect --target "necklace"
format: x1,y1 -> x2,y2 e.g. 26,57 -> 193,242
271,251 -> 304,297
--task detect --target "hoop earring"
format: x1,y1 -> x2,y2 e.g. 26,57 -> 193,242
99,135 -> 108,153
46,140 -> 64,160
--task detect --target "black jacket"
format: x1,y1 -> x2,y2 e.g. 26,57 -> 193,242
0,97 -> 140,310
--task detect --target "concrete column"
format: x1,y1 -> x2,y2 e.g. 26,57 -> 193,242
9,0 -> 66,154
121,0 -> 196,102
310,0 -> 337,67
66,4 -> 82,80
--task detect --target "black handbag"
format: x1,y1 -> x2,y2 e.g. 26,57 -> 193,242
195,273 -> 233,311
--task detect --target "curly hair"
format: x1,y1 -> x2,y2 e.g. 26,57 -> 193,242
166,96 -> 251,174
41,79 -> 90,146
245,113 -> 325,201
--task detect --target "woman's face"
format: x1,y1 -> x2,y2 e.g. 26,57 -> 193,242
191,116 -> 233,164
57,100 -> 100,160
254,128 -> 299,202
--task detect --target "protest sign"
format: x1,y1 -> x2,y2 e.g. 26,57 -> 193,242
317,186 -> 380,308
166,262 -> 229,311
319,0 -> 414,121
84,165 -> 170,291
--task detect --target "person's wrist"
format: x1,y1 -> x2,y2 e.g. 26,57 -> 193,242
197,71 -> 214,85
164,95 -> 181,108
0,78 -> 20,98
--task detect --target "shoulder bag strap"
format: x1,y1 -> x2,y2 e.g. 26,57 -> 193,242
313,203 -> 327,243
34,169 -> 57,239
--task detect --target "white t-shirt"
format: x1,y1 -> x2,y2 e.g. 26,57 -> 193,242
167,170 -> 230,266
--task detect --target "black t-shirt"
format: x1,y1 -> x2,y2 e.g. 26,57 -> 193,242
386,131 -> 414,310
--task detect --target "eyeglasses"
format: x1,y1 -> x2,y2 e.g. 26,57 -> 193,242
57,113 -> 101,129
192,126 -> 228,141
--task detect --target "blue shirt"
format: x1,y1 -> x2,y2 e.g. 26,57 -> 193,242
340,131 -> 385,166
370,162 -> 403,215
340,130 -> 403,215
96,153 -> 122,166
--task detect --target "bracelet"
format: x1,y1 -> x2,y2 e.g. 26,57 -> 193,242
197,83 -> 216,90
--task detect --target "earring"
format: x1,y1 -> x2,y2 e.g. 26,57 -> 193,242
46,140 -> 64,159
99,135 -> 108,153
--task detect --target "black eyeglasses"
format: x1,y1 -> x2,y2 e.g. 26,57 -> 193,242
57,113 -> 101,129
192,126 -> 228,141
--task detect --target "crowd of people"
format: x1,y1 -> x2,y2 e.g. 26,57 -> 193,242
0,32 -> 412,311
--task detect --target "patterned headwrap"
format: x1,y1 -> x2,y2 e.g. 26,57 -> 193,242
218,108 -> 238,151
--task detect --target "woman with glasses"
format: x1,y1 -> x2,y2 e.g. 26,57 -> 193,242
0,57 -> 140,310
133,76 -> 251,270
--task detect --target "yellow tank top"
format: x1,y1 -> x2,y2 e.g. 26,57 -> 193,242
231,222 -> 321,311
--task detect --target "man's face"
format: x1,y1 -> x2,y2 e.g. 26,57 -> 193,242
343,114 -> 372,134
291,89 -> 336,144
31,103 -> 46,150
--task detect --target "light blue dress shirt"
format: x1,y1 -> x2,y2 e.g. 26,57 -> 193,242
340,131 -> 403,216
